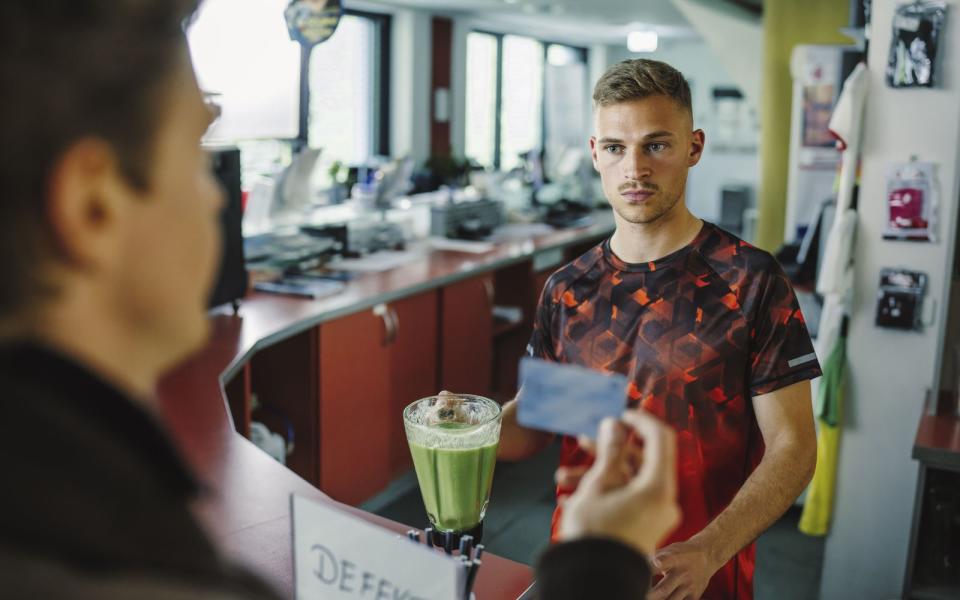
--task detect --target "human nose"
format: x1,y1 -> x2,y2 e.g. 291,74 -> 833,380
622,146 -> 651,181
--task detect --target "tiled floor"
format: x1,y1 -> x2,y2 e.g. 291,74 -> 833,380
363,441 -> 825,599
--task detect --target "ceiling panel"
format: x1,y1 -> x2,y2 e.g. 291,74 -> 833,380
359,0 -> 700,44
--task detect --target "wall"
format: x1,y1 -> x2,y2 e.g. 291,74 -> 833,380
818,0 -> 960,597
607,42 -> 760,225
389,8 -> 432,163
449,17 -> 468,158
671,0 -> 762,108
756,0 -> 851,251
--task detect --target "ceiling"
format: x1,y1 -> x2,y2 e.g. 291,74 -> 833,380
359,0 -> 709,45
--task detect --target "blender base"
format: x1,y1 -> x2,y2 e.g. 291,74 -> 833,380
427,520 -> 484,550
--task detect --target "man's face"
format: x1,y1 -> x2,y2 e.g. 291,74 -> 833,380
113,54 -> 222,367
590,95 -> 704,225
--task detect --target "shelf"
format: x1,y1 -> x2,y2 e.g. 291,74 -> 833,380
493,316 -> 526,338
492,305 -> 525,338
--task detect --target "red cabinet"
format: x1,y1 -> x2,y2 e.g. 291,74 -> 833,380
387,291 -> 439,476
318,306 -> 392,506
439,274 -> 493,398
318,291 -> 439,505
249,329 -> 320,484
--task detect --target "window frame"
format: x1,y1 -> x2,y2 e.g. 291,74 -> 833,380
469,30 -> 587,170
297,9 -> 392,159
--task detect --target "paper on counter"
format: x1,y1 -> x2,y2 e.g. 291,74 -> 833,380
326,250 -> 422,272
427,236 -> 495,254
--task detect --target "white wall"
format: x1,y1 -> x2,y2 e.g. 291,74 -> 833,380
818,0 -> 960,597
671,0 -> 762,108
390,9 -> 432,163
607,42 -> 760,225
450,18 -> 468,158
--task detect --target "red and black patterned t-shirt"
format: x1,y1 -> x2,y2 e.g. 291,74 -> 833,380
527,222 -> 821,600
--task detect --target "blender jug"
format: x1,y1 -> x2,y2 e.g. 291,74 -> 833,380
403,393 -> 502,545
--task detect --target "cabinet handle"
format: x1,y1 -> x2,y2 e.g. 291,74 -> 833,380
373,303 -> 399,346
387,306 -> 399,345
483,278 -> 495,307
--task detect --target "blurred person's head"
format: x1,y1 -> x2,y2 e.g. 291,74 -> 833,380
0,0 -> 222,394
589,59 -> 704,227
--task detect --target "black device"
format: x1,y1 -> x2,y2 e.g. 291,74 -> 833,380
875,268 -> 927,330
430,199 -> 503,240
541,199 -> 594,229
207,146 -> 248,311
718,185 -> 751,237
776,197 -> 836,289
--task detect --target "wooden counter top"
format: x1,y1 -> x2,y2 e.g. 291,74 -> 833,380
156,217 -> 615,598
207,213 -> 615,383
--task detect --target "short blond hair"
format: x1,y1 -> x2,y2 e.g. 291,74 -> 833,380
593,59 -> 692,115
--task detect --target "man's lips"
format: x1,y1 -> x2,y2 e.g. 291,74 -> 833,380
620,189 -> 655,203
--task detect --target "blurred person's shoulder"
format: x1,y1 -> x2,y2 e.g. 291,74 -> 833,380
0,342 -> 282,599
0,544 -> 282,600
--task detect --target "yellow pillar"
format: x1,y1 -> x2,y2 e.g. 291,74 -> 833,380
757,0 -> 849,251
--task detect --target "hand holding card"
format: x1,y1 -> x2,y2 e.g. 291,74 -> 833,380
516,357 -> 629,439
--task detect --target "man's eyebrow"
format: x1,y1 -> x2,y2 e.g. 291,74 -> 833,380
596,131 -> 677,144
642,130 -> 676,140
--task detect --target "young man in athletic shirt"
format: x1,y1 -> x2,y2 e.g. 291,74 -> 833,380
498,59 -> 821,600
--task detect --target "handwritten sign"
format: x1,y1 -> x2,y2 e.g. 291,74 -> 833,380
291,495 -> 465,600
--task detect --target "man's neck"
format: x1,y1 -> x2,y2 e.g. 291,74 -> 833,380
23,302 -> 160,405
609,205 -> 702,264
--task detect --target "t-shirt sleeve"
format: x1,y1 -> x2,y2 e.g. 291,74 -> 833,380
746,257 -> 822,397
527,276 -> 559,362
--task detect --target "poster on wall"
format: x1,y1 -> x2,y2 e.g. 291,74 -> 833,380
802,82 -> 836,148
284,0 -> 343,47
883,159 -> 938,241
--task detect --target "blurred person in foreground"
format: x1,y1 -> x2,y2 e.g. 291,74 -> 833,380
0,1 -> 281,597
0,2 -> 680,598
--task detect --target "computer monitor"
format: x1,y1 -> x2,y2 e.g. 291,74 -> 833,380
207,146 -> 248,310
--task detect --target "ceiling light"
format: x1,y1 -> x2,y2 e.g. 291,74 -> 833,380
627,30 -> 658,53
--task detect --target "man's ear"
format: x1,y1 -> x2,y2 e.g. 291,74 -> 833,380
589,136 -> 600,171
688,129 -> 705,167
45,138 -> 128,272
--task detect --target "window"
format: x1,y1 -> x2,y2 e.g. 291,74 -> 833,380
188,2 -> 390,185
188,0 -> 301,142
499,35 -> 544,171
308,13 -> 388,165
465,32 -> 499,170
465,33 -> 585,172
543,43 -> 589,177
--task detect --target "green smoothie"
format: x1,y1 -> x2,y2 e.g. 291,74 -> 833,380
408,430 -> 499,532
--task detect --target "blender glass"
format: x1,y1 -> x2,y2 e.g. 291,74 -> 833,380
403,395 -> 502,535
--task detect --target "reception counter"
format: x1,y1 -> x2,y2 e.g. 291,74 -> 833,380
155,213 -> 616,598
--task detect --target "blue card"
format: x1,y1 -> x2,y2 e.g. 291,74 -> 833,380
517,358 -> 629,439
